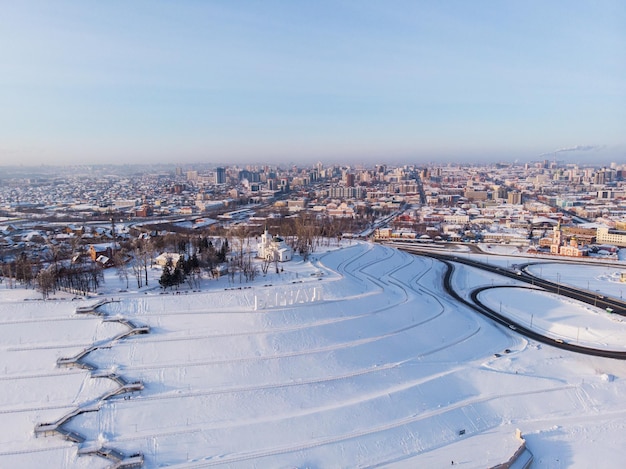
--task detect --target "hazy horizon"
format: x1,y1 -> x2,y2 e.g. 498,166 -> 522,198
1,1 -> 624,166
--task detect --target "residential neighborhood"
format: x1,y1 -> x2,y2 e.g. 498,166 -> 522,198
1,160 -> 625,296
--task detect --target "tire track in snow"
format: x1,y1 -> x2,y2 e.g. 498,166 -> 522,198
114,282 -> 422,346
0,444 -> 78,457
118,325 -> 481,402
0,403 -> 76,414
116,247 -> 457,386
113,365 -> 467,442
119,294 -> 452,373
181,385 -> 579,468
7,341 -> 95,352
0,316 -> 96,326
106,243 -> 475,466
0,370 -> 85,381
109,248 -> 442,371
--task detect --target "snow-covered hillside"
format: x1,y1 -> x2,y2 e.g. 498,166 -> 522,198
1,242 -> 626,468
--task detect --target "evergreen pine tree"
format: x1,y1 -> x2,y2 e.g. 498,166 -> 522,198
159,263 -> 173,289
218,239 -> 229,262
173,256 -> 186,287
190,253 -> 199,270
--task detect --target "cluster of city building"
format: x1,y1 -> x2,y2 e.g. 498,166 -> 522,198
377,160 -> 626,257
1,159 -> 625,265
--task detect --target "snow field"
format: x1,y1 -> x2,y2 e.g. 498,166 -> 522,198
1,241 -> 626,467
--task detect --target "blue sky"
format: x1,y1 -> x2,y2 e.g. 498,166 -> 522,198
1,1 -> 624,166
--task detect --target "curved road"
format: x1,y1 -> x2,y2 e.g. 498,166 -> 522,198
395,245 -> 626,360
395,244 -> 626,316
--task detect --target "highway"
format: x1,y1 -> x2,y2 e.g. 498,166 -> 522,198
395,244 -> 626,316
394,244 -> 626,359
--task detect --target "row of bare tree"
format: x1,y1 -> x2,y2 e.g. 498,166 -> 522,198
0,253 -> 103,298
1,211 -> 374,296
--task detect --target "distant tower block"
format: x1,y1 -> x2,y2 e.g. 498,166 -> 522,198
215,167 -> 226,184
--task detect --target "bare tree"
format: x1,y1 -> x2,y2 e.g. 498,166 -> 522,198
141,240 -> 154,287
228,258 -> 237,284
233,225 -> 249,268
45,241 -> 67,278
242,251 -> 258,282
131,257 -> 144,289
1,262 -> 14,288
89,263 -> 104,292
54,262 -> 103,296
69,234 -> 83,258
113,248 -> 130,290
36,267 -> 56,299
294,212 -> 317,261
261,255 -> 271,275
132,239 -> 154,288
15,253 -> 34,287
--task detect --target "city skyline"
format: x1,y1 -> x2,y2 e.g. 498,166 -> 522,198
1,1 -> 624,166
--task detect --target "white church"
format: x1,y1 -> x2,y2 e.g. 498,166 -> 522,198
257,227 -> 293,262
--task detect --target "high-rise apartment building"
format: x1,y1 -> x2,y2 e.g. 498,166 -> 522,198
215,167 -> 226,184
